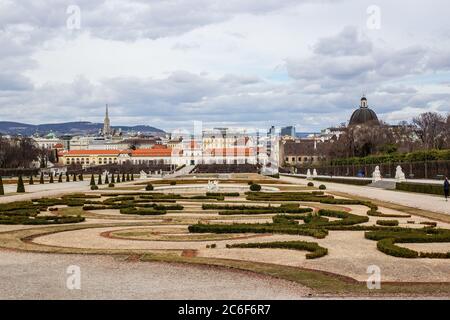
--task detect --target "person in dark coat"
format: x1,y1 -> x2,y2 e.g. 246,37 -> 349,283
444,177 -> 449,201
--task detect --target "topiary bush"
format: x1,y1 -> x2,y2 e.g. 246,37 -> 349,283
0,176 -> 4,196
249,183 -> 261,192
90,185 -> 99,190
108,183 -> 115,188
307,182 -> 314,187
318,184 -> 326,190
17,175 -> 25,193
170,181 -> 176,185
145,183 -> 154,191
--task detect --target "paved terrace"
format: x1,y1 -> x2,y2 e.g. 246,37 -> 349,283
281,174 -> 450,216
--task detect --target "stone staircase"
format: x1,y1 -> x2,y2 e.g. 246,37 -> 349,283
368,180 -> 397,190
163,165 -> 195,179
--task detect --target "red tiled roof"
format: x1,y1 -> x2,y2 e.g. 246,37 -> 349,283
129,148 -> 172,157
62,150 -> 121,156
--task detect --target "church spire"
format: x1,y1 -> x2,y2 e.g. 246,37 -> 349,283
103,104 -> 111,136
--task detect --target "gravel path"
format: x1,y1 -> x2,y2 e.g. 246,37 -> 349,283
0,250 -> 312,299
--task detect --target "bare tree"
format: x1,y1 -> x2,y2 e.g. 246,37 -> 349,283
413,112 -> 446,149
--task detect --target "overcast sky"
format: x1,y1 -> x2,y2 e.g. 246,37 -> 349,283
0,0 -> 449,132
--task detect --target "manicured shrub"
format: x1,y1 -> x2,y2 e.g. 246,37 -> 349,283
396,182 -> 444,196
90,174 -> 95,186
49,174 -> 54,183
66,173 -> 70,182
376,220 -> 399,226
145,183 -> 154,191
117,174 -> 121,183
105,174 -> 109,184
58,173 -> 63,183
111,174 -> 115,183
40,172 -> 44,184
122,173 -> 126,182
170,181 -> 176,185
377,238 -> 419,258
29,175 -> 34,185
78,174 -> 83,181
249,183 -> 261,192
247,181 -> 253,185
108,183 -> 115,188
131,174 -> 134,181
210,243 -> 217,248
227,241 -> 328,259
318,184 -> 326,190
420,221 -> 437,227
91,185 -> 99,190
206,192 -> 240,197
73,174 -> 77,182
119,207 -> 166,215
97,174 -> 102,185
17,176 -> 25,193
0,176 -> 4,196
307,182 -> 314,187
126,173 -> 130,181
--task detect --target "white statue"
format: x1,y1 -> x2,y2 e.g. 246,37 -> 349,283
395,165 -> 406,182
372,166 -> 382,182
306,169 -> 312,179
313,169 -> 318,177
139,170 -> 147,179
207,180 -> 219,192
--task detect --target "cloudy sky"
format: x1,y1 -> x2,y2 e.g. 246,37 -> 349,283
1,0 -> 449,132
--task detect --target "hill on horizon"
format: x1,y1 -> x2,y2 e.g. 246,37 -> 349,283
0,121 -> 165,136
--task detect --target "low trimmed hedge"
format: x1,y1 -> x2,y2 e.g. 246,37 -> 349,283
376,220 -> 399,226
119,207 -> 166,215
226,241 -> 328,259
314,177 -> 372,186
396,182 -> 444,196
249,183 -> 261,192
365,228 -> 450,258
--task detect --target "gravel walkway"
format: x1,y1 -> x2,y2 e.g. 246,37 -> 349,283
0,250 -> 312,299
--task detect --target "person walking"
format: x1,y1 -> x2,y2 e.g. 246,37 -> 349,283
444,177 -> 449,201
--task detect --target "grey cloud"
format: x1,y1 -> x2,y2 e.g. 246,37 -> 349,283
314,26 -> 373,56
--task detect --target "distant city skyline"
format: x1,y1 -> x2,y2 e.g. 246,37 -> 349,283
1,0 -> 449,131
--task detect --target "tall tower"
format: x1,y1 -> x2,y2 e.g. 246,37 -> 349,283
103,104 -> 111,136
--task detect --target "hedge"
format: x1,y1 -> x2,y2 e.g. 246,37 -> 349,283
314,177 -> 372,186
226,241 -> 328,259
119,207 -> 166,215
396,182 -> 444,196
365,228 -> 450,258
376,220 -> 399,226
249,183 -> 261,191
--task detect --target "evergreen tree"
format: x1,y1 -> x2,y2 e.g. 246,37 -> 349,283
111,174 -> 115,183
40,172 -> 44,184
98,174 -> 102,185
90,174 -> 95,186
131,173 -> 134,181
49,173 -> 54,183
0,176 -> 4,196
66,173 -> 70,182
126,173 -> 130,181
73,173 -> 77,182
122,173 -> 125,182
58,173 -> 63,183
79,174 -> 84,181
29,175 -> 34,185
17,175 -> 25,193
105,174 -> 109,184
117,173 -> 121,183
